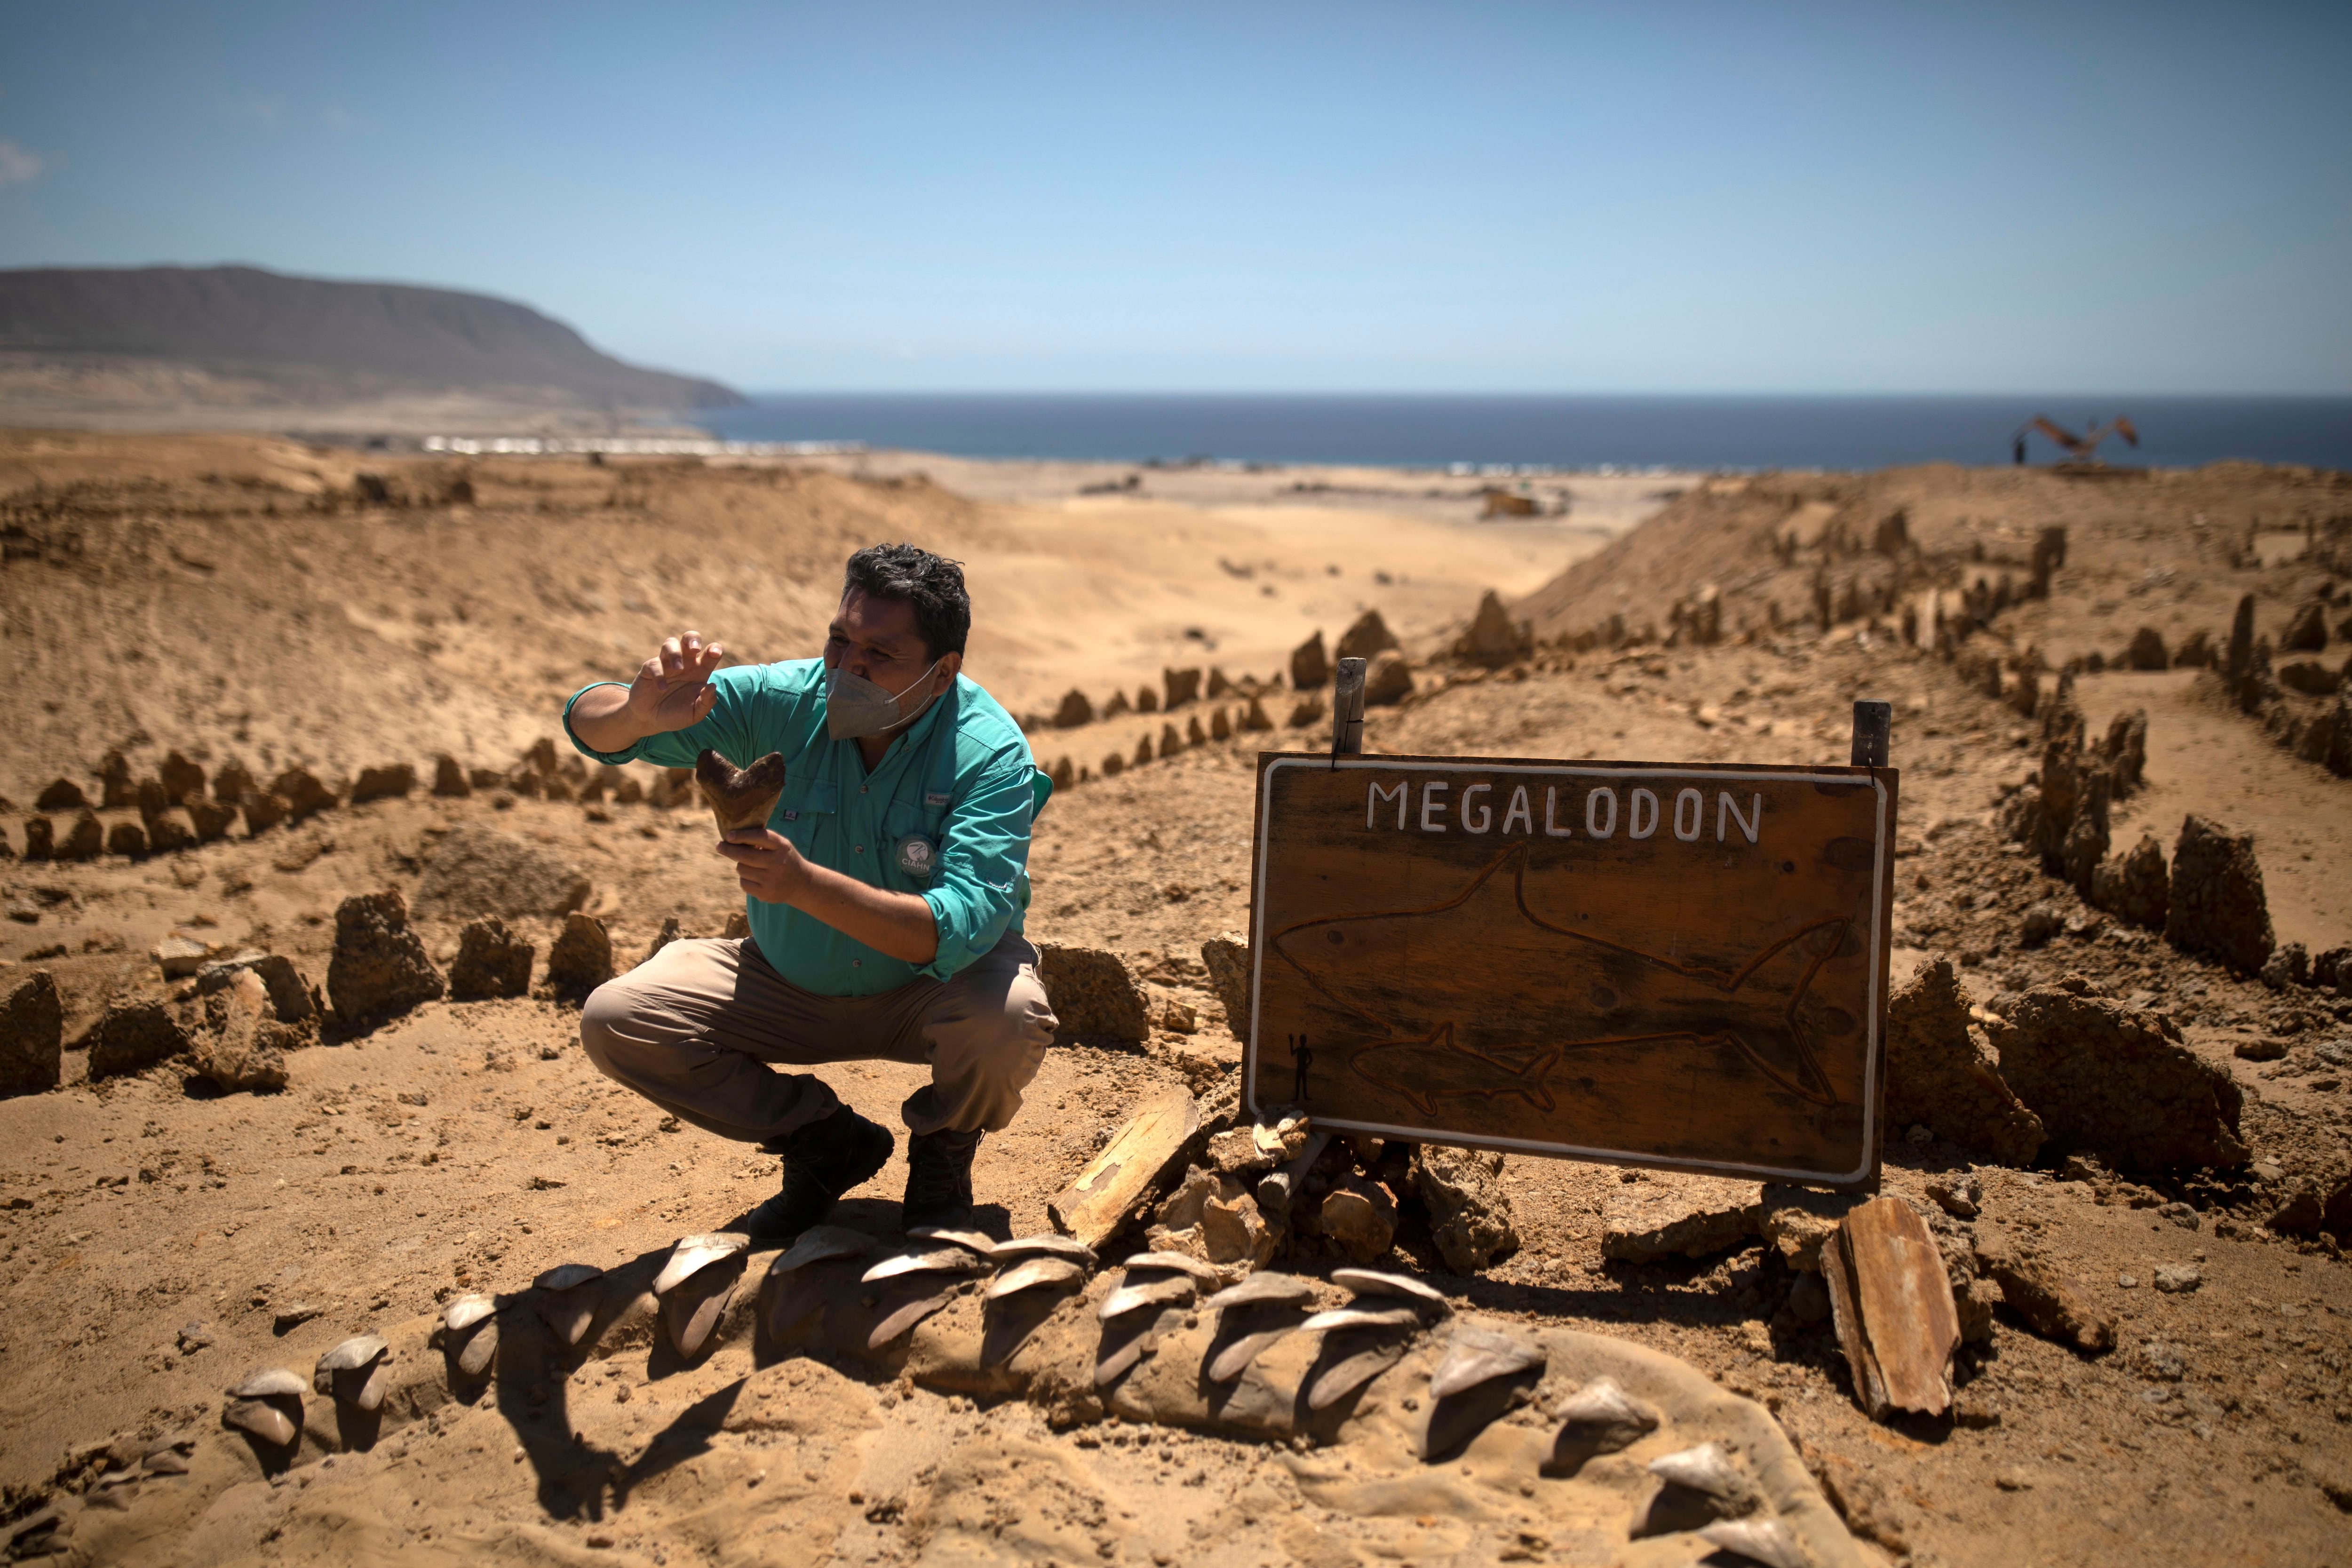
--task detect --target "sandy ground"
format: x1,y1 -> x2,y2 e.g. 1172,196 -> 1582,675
1,435 -> 2349,1567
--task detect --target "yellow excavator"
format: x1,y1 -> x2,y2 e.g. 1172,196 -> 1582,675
2013,414 -> 2138,465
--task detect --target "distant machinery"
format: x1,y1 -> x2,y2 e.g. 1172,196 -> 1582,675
2013,415 -> 2139,466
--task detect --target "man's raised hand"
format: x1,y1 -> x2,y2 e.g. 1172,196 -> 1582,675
628,630 -> 727,732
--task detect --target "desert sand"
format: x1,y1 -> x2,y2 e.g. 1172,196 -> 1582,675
1,432 -> 2348,1567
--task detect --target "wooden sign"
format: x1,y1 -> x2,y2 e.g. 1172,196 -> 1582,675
1243,753 -> 1897,1188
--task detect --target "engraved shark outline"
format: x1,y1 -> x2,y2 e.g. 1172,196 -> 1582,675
1269,841 -> 1851,1116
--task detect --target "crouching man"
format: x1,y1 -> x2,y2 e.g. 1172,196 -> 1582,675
565,543 -> 1056,1240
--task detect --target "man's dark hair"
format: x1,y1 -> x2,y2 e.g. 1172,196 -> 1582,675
842,542 -> 971,658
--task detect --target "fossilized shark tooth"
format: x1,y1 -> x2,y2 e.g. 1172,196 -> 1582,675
1299,1304 -> 1422,1335
1118,1251 -> 1222,1285
1097,1273 -> 1196,1321
985,1256 -> 1086,1300
1427,1326 -> 1544,1400
988,1234 -> 1097,1266
1330,1267 -> 1448,1308
1649,1442 -> 1742,1500
1307,1340 -> 1410,1410
906,1226 -> 1000,1256
1095,1329 -> 1157,1386
768,1225 -> 876,1275
862,1247 -> 991,1284
1202,1273 -> 1316,1312
662,1265 -> 742,1358
868,1288 -> 957,1350
443,1292 -> 502,1376
313,1335 -> 393,1412
533,1263 -> 605,1345
1550,1377 -> 1658,1456
442,1294 -> 498,1334
222,1368 -> 306,1446
1206,1324 -> 1302,1383
654,1232 -> 750,1295
1697,1519 -> 1809,1568
696,749 -> 788,833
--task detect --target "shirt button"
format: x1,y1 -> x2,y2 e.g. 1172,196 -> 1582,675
854,845 -> 864,854
852,959 -> 862,968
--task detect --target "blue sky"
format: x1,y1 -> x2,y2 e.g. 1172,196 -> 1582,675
2,1 -> 2347,394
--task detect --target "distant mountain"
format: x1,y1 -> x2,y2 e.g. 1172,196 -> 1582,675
0,264 -> 743,410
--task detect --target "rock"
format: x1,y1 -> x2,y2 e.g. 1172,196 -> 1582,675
1319,1177 -> 1398,1262
412,824 -> 593,922
1335,609 -> 1400,662
449,917 -> 535,1001
1101,751 -> 1126,778
1200,1190 -> 1276,1267
1052,689 -> 1094,728
1289,631 -> 1330,691
1209,706 -> 1232,741
2265,1183 -> 2325,1237
1926,1175 -> 1982,1219
1603,1173 -> 1761,1262
1286,696 -> 1323,729
545,913 -> 614,1000
2279,660 -> 2341,697
350,763 -> 416,804
2323,1174 -> 2352,1242
327,891 -> 445,1029
1411,1144 -> 1519,1272
2090,834 -> 2169,930
270,767 -> 337,822
1160,721 -> 1185,758
1759,1186 -> 1867,1273
189,970 -> 295,1092
52,809 -> 102,860
0,971 -> 63,1097
1236,696 -> 1272,732
1455,589 -> 1532,667
1953,1278 -> 1999,1344
1988,983 -> 2246,1170
2233,1036 -> 2287,1062
2164,815 -> 2274,974
152,936 -> 210,979
2124,626 -> 2168,670
86,1000 -> 190,1079
152,812 -> 198,853
431,755 -> 471,797
723,910 -> 749,940
105,820 -> 147,858
2315,946 -> 2351,992
21,816 -> 54,860
1984,1252 -> 2114,1353
2151,1264 -> 2201,1294
1881,958 -> 2044,1165
1363,649 -> 1414,706
2020,904 -> 2061,947
2281,600 -> 2329,652
196,953 -> 318,1024
34,778 -> 86,811
1164,667 -> 1202,708
1036,944 -> 1149,1042
2098,709 -> 2149,794
98,749 -> 134,807
185,796 -> 238,842
2259,943 -> 2309,991
241,791 -> 291,836
212,759 -> 254,803
1200,933 -> 1250,1030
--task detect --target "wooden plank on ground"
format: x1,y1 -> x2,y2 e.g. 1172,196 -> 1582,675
1047,1085 -> 1199,1247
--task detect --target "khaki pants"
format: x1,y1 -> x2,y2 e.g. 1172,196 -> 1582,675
578,932 -> 1055,1147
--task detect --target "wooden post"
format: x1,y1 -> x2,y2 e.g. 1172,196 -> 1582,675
1849,700 -> 1891,768
1332,657 -> 1367,758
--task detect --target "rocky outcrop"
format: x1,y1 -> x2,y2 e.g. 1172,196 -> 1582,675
2124,626 -> 2168,670
449,918 -> 536,1001
1162,667 -> 1202,708
1881,958 -> 2043,1164
86,999 -> 190,1079
327,891 -> 445,1030
1289,631 -> 1330,691
1037,945 -> 1150,1043
0,971 -> 63,1097
431,755 -> 472,797
189,969 -> 303,1092
1364,650 -> 1414,707
1199,932 -> 1250,1032
1411,1144 -> 1519,1272
270,766 -> 338,823
1052,689 -> 1094,728
349,763 -> 416,804
1335,609 -> 1400,663
1987,979 -> 2247,1170
2163,815 -> 2273,974
2090,833 -> 2169,931
545,914 -> 614,1000
413,825 -> 593,922
1602,1173 -> 1760,1263
1454,589 -> 1533,667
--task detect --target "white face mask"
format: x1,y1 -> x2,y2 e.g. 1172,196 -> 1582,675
823,656 -> 942,740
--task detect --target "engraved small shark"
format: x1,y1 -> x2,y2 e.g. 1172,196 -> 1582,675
1269,842 -> 1854,1115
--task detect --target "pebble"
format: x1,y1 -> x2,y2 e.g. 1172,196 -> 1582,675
2152,1265 -> 2202,1295
2116,1274 -> 2139,1289
1995,1469 -> 2034,1491
273,1302 -> 325,1332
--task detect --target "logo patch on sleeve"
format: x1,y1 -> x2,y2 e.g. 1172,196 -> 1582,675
924,792 -> 952,806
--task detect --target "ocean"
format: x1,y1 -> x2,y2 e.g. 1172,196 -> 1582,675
695,393 -> 2352,473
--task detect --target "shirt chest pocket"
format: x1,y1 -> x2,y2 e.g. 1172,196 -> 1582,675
774,778 -> 838,852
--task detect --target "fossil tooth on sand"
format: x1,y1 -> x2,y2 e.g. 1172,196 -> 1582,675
1697,1519 -> 1810,1568
906,1226 -> 1001,1256
1118,1250 -> 1222,1285
1307,1340 -> 1411,1410
1098,1274 -> 1196,1321
222,1368 -> 306,1446
989,1234 -> 1097,1265
533,1263 -> 605,1345
1299,1304 -> 1422,1335
862,1247 -> 991,1284
1649,1442 -> 1743,1500
868,1288 -> 957,1350
1206,1325 -> 1302,1383
695,749 -> 788,832
1550,1377 -> 1659,1456
662,1266 -> 742,1358
442,1294 -> 498,1334
1330,1267 -> 1448,1308
229,1367 -> 308,1399
455,1318 -> 500,1377
654,1232 -> 750,1295
1427,1326 -> 1545,1400
313,1335 -> 393,1411
769,1225 -> 876,1274
1202,1273 -> 1316,1312
1095,1329 -> 1156,1386
986,1256 -> 1086,1300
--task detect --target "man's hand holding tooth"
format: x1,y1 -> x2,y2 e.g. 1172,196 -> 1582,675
715,826 -> 810,906
716,825 -> 943,964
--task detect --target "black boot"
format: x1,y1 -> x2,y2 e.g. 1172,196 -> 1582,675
901,1126 -> 983,1232
747,1105 -> 893,1241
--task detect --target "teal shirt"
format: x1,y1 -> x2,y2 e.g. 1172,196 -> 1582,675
563,660 -> 1038,996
